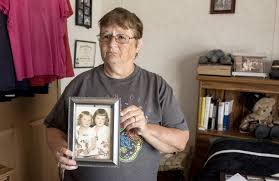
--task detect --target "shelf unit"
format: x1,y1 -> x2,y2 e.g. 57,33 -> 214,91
191,75 -> 279,176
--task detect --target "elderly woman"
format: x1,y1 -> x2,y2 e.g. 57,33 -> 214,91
45,7 -> 189,181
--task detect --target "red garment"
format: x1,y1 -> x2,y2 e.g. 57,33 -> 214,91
30,23 -> 74,86
0,0 -> 74,82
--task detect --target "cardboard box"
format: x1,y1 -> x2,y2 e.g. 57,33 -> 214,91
197,65 -> 232,76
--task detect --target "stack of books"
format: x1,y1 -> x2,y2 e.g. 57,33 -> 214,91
198,95 -> 234,131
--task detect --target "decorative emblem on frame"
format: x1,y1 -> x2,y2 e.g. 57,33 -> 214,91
74,40 -> 96,68
68,97 -> 120,167
75,0 -> 92,28
210,0 -> 236,14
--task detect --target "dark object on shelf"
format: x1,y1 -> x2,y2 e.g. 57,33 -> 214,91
199,49 -> 233,65
242,93 -> 265,112
255,125 -> 271,139
157,170 -> 184,181
220,55 -> 233,65
270,125 -> 279,139
198,56 -> 209,64
269,60 -> 279,79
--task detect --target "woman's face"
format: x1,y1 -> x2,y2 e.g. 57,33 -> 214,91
94,115 -> 107,127
99,24 -> 141,67
80,115 -> 92,127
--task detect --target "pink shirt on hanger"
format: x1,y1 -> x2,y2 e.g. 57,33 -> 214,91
0,0 -> 73,81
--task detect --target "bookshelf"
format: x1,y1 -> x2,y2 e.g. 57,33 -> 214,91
191,75 -> 279,176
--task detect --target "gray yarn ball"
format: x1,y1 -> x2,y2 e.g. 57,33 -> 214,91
199,56 -> 209,64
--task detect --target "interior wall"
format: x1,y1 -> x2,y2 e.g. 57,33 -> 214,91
274,0 -> 279,59
61,0 -> 279,147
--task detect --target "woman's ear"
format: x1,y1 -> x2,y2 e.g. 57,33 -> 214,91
136,38 -> 143,53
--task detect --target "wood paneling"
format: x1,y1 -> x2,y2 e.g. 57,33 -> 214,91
0,81 -> 59,181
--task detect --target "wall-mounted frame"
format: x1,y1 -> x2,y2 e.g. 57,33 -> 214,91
75,0 -> 92,28
68,97 -> 120,167
74,40 -> 96,68
210,0 -> 236,14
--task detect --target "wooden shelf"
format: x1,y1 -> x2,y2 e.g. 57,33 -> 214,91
191,75 -> 279,177
198,129 -> 253,140
197,75 -> 279,94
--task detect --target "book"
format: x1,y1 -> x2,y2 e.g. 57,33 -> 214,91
223,102 -> 230,131
208,103 -> 214,130
217,101 -> 225,131
203,96 -> 212,130
198,97 -> 206,130
197,97 -> 203,130
211,103 -> 217,130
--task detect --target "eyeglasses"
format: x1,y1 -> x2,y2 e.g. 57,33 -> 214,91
97,33 -> 135,44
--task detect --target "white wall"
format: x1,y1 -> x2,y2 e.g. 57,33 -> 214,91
61,0 -> 279,145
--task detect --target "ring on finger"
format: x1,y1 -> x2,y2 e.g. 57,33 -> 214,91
133,116 -> 137,122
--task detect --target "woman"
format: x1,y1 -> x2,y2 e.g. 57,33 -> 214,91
45,7 -> 189,181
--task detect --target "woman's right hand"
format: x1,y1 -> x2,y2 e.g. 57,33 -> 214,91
56,146 -> 78,170
46,128 -> 78,170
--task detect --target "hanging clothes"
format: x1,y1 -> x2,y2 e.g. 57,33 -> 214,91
0,0 -> 74,83
0,12 -> 16,91
0,12 -> 50,102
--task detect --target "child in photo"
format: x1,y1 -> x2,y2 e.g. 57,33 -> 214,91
75,111 -> 96,157
91,108 -> 110,159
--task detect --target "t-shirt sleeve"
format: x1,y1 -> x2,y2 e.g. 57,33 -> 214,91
158,77 -> 188,130
44,92 -> 69,134
59,0 -> 73,18
0,0 -> 10,15
44,79 -> 78,133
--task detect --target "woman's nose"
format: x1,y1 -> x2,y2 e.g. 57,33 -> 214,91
108,36 -> 118,46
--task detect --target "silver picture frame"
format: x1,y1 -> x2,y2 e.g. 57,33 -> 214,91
68,97 -> 120,167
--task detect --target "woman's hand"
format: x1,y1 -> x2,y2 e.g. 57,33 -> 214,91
120,105 -> 147,135
56,147 -> 78,170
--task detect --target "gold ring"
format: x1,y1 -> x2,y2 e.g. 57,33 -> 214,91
57,162 -> 61,168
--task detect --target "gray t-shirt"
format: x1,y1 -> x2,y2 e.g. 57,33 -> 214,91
44,64 -> 188,181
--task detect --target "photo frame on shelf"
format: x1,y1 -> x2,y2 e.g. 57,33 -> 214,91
210,0 -> 236,14
75,0 -> 92,28
68,97 -> 120,167
74,40 -> 96,68
233,55 -> 266,73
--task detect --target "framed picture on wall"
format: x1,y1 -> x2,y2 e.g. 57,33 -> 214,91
68,97 -> 120,167
75,0 -> 92,28
210,0 -> 236,14
74,40 -> 96,68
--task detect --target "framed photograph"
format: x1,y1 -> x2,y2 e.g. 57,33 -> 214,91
75,0 -> 92,28
210,0 -> 236,14
234,55 -> 266,73
74,40 -> 96,68
68,97 -> 120,167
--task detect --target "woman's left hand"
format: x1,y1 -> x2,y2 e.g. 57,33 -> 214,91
120,105 -> 147,135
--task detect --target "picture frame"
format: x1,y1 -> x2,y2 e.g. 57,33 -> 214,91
210,0 -> 236,14
75,0 -> 92,28
74,40 -> 96,68
68,97 -> 120,167
233,55 -> 266,73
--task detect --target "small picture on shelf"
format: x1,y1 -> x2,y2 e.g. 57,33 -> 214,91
232,54 -> 268,77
